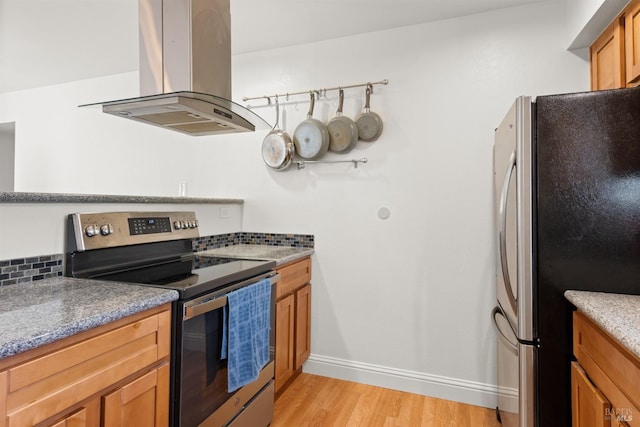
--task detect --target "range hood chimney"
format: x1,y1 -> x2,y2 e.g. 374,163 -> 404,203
82,0 -> 268,136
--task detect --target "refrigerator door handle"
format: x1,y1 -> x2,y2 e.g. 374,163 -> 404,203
492,305 -> 518,356
498,150 -> 518,316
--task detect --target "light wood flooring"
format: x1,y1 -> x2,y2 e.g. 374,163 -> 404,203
273,373 -> 501,427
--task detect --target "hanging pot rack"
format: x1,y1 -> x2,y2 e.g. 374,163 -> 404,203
243,79 -> 388,106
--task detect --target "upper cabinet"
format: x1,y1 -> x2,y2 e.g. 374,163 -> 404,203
591,16 -> 625,89
625,0 -> 640,84
591,0 -> 640,90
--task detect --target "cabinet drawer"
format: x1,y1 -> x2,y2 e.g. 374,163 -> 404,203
0,308 -> 170,427
573,312 -> 640,426
276,258 -> 311,299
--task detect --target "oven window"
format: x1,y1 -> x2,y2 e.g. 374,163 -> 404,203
180,306 -> 234,427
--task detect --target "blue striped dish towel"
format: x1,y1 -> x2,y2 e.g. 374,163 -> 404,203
221,278 -> 271,393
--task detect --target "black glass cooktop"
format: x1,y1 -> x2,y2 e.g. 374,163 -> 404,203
91,255 -> 275,300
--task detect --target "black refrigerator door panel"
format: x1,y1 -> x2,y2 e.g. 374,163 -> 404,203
536,86 -> 640,427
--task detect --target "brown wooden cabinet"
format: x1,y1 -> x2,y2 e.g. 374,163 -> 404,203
591,17 -> 625,90
0,304 -> 172,427
571,361 -> 611,427
590,0 -> 640,90
275,293 -> 295,391
294,283 -> 311,370
625,0 -> 640,85
572,311 -> 640,427
50,403 -> 98,427
274,257 -> 312,394
103,363 -> 169,427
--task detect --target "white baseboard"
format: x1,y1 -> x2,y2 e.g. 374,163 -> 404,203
303,354 -> 518,411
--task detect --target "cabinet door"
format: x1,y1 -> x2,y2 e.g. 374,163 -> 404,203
626,0 -> 640,85
50,408 -> 87,427
275,294 -> 295,393
102,363 -> 170,427
294,284 -> 311,370
571,362 -> 611,427
591,17 -> 625,90
48,400 -> 100,427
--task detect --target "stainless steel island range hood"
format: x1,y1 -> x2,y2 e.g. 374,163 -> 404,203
82,0 -> 268,136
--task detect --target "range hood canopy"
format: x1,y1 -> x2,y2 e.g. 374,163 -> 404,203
81,0 -> 269,136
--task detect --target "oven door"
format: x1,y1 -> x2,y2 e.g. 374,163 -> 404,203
174,274 -> 277,427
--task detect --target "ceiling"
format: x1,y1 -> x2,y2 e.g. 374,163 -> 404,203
0,0 -> 547,94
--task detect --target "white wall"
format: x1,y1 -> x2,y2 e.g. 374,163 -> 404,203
0,0 -> 589,408
0,202 -> 243,260
235,0 -> 588,407
0,122 -> 15,191
566,0 -> 629,49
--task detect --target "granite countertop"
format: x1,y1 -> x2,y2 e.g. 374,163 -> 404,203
0,191 -> 243,204
197,244 -> 314,266
565,290 -> 640,360
0,277 -> 179,360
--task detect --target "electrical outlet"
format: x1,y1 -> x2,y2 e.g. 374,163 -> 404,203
219,207 -> 230,218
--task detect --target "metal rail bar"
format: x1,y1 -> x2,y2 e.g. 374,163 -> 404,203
295,158 -> 368,170
242,80 -> 389,104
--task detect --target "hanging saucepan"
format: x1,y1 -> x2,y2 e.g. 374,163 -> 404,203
327,89 -> 359,152
262,97 -> 294,170
293,92 -> 330,160
355,84 -> 383,142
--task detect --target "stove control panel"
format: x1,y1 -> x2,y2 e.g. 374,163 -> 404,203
129,217 -> 172,235
68,211 -> 200,251
173,219 -> 199,230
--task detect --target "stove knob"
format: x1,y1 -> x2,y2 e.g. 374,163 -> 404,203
173,221 -> 182,230
85,224 -> 99,237
100,224 -> 114,236
194,220 -> 199,228
182,220 -> 189,229
189,221 -> 196,228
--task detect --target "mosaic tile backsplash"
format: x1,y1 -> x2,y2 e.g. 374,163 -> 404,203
0,232 -> 314,287
0,254 -> 63,286
192,232 -> 315,252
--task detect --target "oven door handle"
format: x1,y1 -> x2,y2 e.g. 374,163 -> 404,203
183,272 -> 280,320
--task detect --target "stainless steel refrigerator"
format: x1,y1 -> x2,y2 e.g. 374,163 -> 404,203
492,87 -> 640,427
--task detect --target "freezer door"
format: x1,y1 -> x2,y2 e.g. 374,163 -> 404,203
535,87 -> 640,426
493,305 -> 536,427
493,96 -> 535,342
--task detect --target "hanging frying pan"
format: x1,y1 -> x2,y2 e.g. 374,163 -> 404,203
262,98 -> 294,170
355,84 -> 383,142
328,88 -> 359,152
293,92 -> 330,160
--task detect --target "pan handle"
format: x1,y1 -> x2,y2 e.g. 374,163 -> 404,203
364,85 -> 371,112
337,89 -> 344,116
307,92 -> 316,119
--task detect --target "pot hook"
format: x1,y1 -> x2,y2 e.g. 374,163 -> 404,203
272,96 -> 280,130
